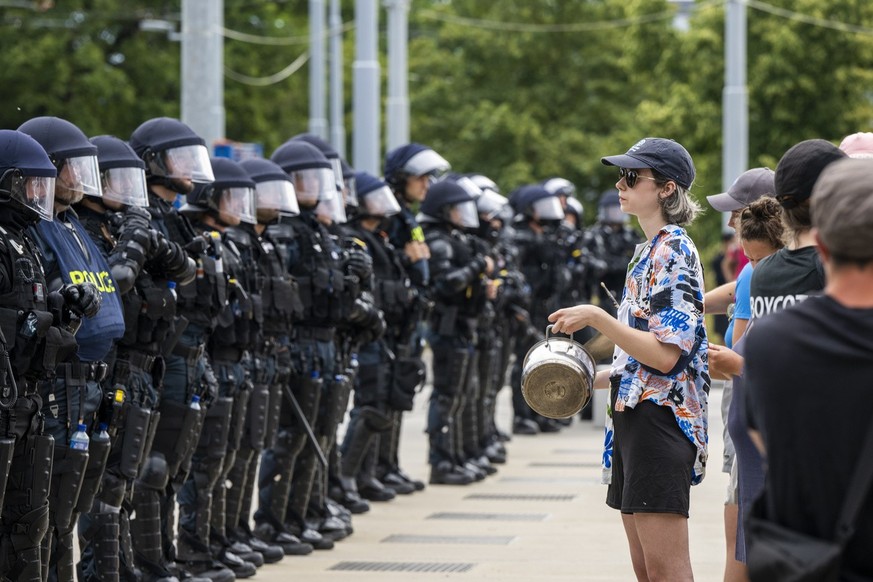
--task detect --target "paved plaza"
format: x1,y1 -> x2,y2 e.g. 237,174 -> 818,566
251,381 -> 731,581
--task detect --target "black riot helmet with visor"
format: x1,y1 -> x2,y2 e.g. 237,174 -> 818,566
418,179 -> 479,230
290,133 -> 354,207
513,183 -> 565,223
270,140 -> 336,209
598,188 -> 630,224
383,143 -> 451,190
0,129 -> 57,222
18,116 -> 103,209
542,177 -> 576,199
90,135 -> 149,208
239,157 -> 300,225
128,117 -> 215,194
354,171 -> 401,218
181,157 -> 256,226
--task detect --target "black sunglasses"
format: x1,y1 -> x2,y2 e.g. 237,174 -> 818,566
619,167 -> 659,189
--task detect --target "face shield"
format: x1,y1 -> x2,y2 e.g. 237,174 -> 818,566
343,174 -> 358,208
218,187 -> 256,225
316,193 -> 347,225
255,179 -> 300,217
4,171 -> 57,221
161,144 -> 215,184
531,196 -> 565,221
599,204 -> 630,224
448,200 -> 479,229
101,167 -> 149,207
329,157 -> 346,195
58,155 -> 102,198
289,167 -> 335,206
404,149 -> 450,180
360,185 -> 401,217
476,189 -> 507,220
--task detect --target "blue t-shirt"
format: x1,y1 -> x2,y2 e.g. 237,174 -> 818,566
725,263 -> 753,348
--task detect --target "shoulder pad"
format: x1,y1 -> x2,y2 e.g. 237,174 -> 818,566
428,236 -> 454,261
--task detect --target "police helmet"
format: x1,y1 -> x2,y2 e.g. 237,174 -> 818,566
129,117 -> 215,192
543,177 -> 576,198
90,135 -> 148,207
468,173 -> 500,195
182,157 -> 256,226
598,188 -> 629,223
418,180 -> 479,229
18,116 -> 102,205
270,140 -> 335,208
239,157 -> 300,224
383,143 -> 450,189
0,130 -> 57,222
290,133 -> 355,206
512,184 -> 565,222
564,196 -> 584,224
354,171 -> 401,218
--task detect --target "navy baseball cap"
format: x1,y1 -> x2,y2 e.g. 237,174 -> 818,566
601,137 -> 696,190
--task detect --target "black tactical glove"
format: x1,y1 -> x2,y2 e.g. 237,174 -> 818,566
344,247 -> 374,286
60,282 -> 102,318
183,234 -> 210,257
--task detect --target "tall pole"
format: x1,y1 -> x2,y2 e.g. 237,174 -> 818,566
385,0 -> 410,151
722,0 -> 748,227
309,0 -> 328,140
353,0 -> 380,174
329,0 -> 346,157
181,0 -> 224,148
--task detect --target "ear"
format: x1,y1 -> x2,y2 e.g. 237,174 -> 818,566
659,181 -> 676,199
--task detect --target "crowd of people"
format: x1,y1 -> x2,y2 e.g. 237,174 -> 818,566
0,115 -> 646,582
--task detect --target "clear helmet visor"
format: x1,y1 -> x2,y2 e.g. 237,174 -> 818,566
449,200 -> 479,229
102,167 -> 149,207
404,149 -> 451,179
162,144 -> 215,184
255,179 -> 300,216
219,187 -> 256,224
329,157 -> 346,195
360,185 -> 401,217
316,192 -> 347,224
8,174 -> 56,221
476,189 -> 507,220
532,196 -> 565,221
289,167 -> 335,206
343,174 -> 358,208
59,155 -> 102,198
599,204 -> 630,223
454,176 -> 482,199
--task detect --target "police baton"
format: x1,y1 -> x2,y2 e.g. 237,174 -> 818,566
281,384 -> 327,469
0,329 -> 18,410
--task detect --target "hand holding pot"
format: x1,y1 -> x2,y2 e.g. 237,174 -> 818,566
548,304 -> 609,336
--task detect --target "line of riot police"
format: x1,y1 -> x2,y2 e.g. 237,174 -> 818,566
0,118 -> 641,582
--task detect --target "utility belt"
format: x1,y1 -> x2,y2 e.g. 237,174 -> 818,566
210,345 -> 244,364
291,326 -> 335,343
57,361 -> 108,384
116,351 -> 159,374
172,342 -> 206,365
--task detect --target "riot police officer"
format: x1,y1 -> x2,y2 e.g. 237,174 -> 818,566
18,116 -> 122,582
254,140 -> 343,552
419,180 -> 493,485
129,117 -> 231,582
0,130 -> 82,582
175,157 -> 265,577
230,157 -> 310,558
588,189 -> 642,317
507,184 -> 569,435
76,134 -> 195,582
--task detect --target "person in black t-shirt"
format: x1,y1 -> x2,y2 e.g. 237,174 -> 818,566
745,158 -> 873,580
749,140 -> 846,319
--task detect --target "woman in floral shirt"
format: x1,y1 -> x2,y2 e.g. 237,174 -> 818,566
550,137 -> 709,582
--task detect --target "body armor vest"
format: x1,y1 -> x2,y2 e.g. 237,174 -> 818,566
208,228 -> 256,356
33,212 -> 125,362
0,225 -> 76,380
354,226 -> 413,325
424,224 -> 482,338
285,213 -> 345,327
255,228 -> 301,336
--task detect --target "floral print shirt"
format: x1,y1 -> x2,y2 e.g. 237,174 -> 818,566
603,225 -> 710,485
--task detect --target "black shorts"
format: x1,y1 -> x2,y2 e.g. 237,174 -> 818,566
606,385 -> 696,517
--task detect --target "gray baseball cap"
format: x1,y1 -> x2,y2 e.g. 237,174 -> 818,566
706,167 -> 775,212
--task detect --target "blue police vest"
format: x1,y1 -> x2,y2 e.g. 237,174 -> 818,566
36,214 -> 125,361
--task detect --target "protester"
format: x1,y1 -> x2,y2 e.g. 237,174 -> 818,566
745,158 -> 873,580
549,137 -> 708,582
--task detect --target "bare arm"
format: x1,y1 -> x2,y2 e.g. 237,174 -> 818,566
703,281 -> 737,315
549,304 -> 681,375
731,317 -> 749,346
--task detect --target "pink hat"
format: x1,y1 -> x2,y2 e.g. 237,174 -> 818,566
838,132 -> 873,159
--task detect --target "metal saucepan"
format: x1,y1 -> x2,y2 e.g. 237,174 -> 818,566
521,325 -> 598,419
